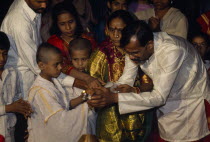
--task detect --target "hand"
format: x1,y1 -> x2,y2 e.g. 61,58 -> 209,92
87,87 -> 118,108
115,84 -> 135,93
6,99 -> 33,119
86,77 -> 105,89
85,88 -> 95,96
148,17 -> 161,32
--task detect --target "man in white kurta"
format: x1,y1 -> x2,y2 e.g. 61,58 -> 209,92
28,75 -> 93,142
89,21 -> 210,141
135,7 -> 188,39
0,0 -> 44,99
119,34 -> 210,141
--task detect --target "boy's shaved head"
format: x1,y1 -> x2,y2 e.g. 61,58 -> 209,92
69,37 -> 92,57
36,43 -> 62,63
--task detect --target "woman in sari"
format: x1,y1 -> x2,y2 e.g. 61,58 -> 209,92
89,10 -> 153,142
48,2 -> 97,75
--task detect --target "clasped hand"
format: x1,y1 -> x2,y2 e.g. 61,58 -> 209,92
6,99 -> 33,119
87,84 -> 134,108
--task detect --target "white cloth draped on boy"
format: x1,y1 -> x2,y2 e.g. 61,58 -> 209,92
117,32 -> 210,141
0,68 -> 21,142
28,75 -> 96,142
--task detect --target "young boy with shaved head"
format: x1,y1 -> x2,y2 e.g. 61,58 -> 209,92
28,43 -> 95,142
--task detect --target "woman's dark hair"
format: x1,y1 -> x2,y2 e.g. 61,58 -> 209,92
0,31 -> 10,50
120,20 -> 154,48
107,10 -> 137,28
50,2 -> 84,37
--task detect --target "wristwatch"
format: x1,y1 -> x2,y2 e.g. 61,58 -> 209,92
81,90 -> 89,101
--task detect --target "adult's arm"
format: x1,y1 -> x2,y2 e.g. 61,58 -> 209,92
118,47 -> 185,114
117,55 -> 139,86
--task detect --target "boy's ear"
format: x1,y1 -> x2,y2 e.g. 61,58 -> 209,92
38,62 -> 45,70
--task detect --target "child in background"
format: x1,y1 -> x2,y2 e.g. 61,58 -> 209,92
69,37 -> 92,73
191,33 -> 210,76
0,31 -> 32,142
28,43 -> 95,142
68,37 -> 97,135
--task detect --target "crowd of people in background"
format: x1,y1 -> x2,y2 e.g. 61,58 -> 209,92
0,0 -> 209,142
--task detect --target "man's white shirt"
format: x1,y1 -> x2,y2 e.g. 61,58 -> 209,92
117,32 -> 210,141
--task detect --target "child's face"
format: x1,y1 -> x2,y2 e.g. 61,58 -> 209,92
71,50 -> 89,72
108,0 -> 128,13
107,17 -> 126,47
57,12 -> 76,38
192,36 -> 208,58
0,49 -> 8,70
40,53 -> 63,80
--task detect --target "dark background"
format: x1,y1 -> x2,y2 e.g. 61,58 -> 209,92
1,0 -> 210,36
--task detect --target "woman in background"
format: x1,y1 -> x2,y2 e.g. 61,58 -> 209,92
48,2 -> 97,75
